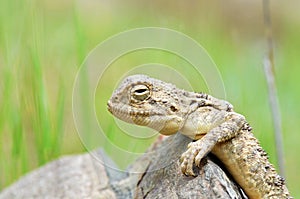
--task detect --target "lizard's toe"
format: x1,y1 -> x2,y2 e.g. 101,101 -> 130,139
185,158 -> 196,176
181,159 -> 195,176
195,152 -> 204,166
179,151 -> 186,163
180,160 -> 188,174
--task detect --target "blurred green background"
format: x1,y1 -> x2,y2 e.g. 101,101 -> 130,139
0,0 -> 299,197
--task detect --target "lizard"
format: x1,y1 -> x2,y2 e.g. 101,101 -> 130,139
107,74 -> 292,199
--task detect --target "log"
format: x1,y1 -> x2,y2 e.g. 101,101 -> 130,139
0,134 -> 247,199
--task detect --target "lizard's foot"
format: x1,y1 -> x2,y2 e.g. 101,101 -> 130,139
180,141 -> 205,176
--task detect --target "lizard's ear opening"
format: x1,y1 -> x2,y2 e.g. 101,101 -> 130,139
130,84 -> 151,102
170,105 -> 179,112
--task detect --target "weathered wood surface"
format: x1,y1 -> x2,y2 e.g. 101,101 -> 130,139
0,134 -> 247,199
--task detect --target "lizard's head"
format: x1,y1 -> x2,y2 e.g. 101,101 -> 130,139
107,74 -> 187,135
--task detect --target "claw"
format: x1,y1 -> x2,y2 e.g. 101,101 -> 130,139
187,142 -> 194,148
185,164 -> 196,176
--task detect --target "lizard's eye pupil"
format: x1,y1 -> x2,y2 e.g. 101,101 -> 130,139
135,88 -> 147,93
131,84 -> 150,101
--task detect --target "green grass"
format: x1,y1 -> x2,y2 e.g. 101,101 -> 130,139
0,0 -> 299,197
0,0 -> 67,186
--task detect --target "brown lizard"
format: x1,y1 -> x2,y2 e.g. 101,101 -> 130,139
107,74 -> 292,199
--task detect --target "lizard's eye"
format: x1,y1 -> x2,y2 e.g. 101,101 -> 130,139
131,84 -> 150,101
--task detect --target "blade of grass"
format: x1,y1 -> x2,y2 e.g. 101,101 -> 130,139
262,0 -> 285,177
30,47 -> 52,165
53,83 -> 66,156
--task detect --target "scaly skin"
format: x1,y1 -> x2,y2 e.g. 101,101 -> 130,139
107,74 -> 292,199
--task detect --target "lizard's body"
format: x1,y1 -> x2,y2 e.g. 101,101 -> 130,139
107,74 -> 292,199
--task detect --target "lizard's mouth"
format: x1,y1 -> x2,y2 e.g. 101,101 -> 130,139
108,99 -> 172,128
107,100 -> 113,114
107,100 -> 130,122
107,100 -> 150,125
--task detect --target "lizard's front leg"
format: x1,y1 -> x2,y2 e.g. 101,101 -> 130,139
180,112 -> 246,176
